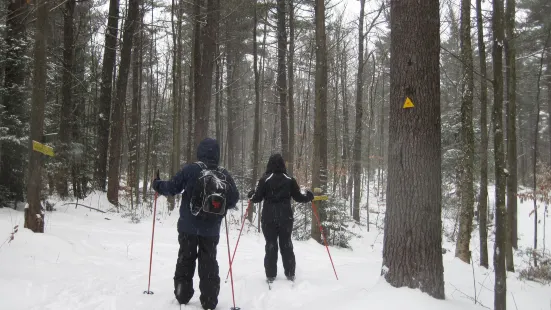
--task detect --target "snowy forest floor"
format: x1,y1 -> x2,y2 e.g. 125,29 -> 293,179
1,188 -> 550,310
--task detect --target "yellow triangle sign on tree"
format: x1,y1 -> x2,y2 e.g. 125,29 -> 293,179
403,97 -> 415,109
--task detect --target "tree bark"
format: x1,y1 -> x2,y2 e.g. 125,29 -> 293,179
310,0 -> 329,243
505,0 -> 518,272
491,0 -> 507,306
26,0 -> 49,233
95,0 -> 120,191
251,0 -> 261,222
476,0 -> 489,269
129,9 -> 143,207
288,0 -> 295,176
352,0 -> 365,222
533,31 -> 551,267
277,0 -> 289,161
194,0 -> 218,145
0,0 -> 28,205
55,0 -> 76,198
383,0 -> 444,299
455,0 -> 475,264
106,0 -> 140,205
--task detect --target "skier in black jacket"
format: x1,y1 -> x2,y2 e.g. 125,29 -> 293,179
153,138 -> 239,310
248,153 -> 314,282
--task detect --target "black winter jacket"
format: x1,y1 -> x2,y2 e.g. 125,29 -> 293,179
250,154 -> 311,223
153,138 -> 239,236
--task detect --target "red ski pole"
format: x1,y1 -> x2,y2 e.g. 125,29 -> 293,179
225,200 -> 252,283
225,216 -> 240,310
311,198 -> 339,280
144,191 -> 158,294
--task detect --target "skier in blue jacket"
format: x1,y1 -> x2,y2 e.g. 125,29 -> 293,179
153,138 -> 239,309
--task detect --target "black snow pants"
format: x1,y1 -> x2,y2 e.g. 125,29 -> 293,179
174,233 -> 220,309
261,219 -> 295,278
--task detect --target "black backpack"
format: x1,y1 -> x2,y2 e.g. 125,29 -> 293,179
190,161 -> 229,218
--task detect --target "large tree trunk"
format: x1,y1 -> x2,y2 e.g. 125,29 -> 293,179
168,0 -> 182,211
476,0 -> 489,269
26,0 -> 49,233
455,0 -> 475,264
310,0 -> 329,243
505,0 -> 517,272
95,0 -> 120,191
352,0 -> 365,222
492,0 -> 507,307
277,0 -> 289,160
0,0 -> 28,206
129,10 -> 143,206
533,31 -> 551,268
383,0 -> 444,299
55,0 -> 76,198
288,0 -> 295,176
194,0 -> 219,145
106,0 -> 140,205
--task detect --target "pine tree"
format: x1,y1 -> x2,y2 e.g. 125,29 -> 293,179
383,0 -> 445,299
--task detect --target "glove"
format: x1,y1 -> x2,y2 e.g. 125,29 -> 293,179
247,189 -> 255,199
306,190 -> 314,202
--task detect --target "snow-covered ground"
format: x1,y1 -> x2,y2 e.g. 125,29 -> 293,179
0,189 -> 550,310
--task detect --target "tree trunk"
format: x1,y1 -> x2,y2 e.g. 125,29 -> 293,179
106,0 -> 140,205
142,2 -> 155,201
129,9 -> 143,207
341,44 -> 350,200
455,0 -> 475,264
55,0 -> 76,198
0,0 -> 28,205
95,0 -> 120,191
533,31 -> 551,267
288,0 -> 295,176
277,0 -> 289,160
505,0 -> 518,272
194,0 -> 218,145
169,0 -> 182,211
26,0 -> 49,233
383,0 -> 444,299
491,0 -> 507,307
352,0 -> 365,222
476,0 -> 489,269
310,0 -> 329,243
250,0 -> 261,222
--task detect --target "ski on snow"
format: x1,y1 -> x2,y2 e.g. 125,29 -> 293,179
266,278 -> 295,290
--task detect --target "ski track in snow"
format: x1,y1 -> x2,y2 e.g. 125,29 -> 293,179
0,190 -> 550,310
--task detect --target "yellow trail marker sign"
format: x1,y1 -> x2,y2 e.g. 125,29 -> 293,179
313,195 -> 329,201
403,97 -> 415,109
32,140 -> 55,157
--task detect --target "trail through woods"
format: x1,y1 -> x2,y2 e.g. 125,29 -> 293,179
0,189 -> 549,309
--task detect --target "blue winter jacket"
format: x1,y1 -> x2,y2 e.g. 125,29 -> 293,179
153,138 -> 239,237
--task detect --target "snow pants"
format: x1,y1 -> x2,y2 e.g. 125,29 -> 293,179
261,219 -> 295,278
174,233 -> 220,309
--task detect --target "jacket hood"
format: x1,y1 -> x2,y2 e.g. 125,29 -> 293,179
197,138 -> 220,166
266,153 -> 287,174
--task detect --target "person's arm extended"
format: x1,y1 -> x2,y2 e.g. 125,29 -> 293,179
224,171 -> 240,210
291,178 -> 313,203
153,165 -> 192,196
250,177 -> 266,203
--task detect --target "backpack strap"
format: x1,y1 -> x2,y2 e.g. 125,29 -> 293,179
195,161 -> 208,170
